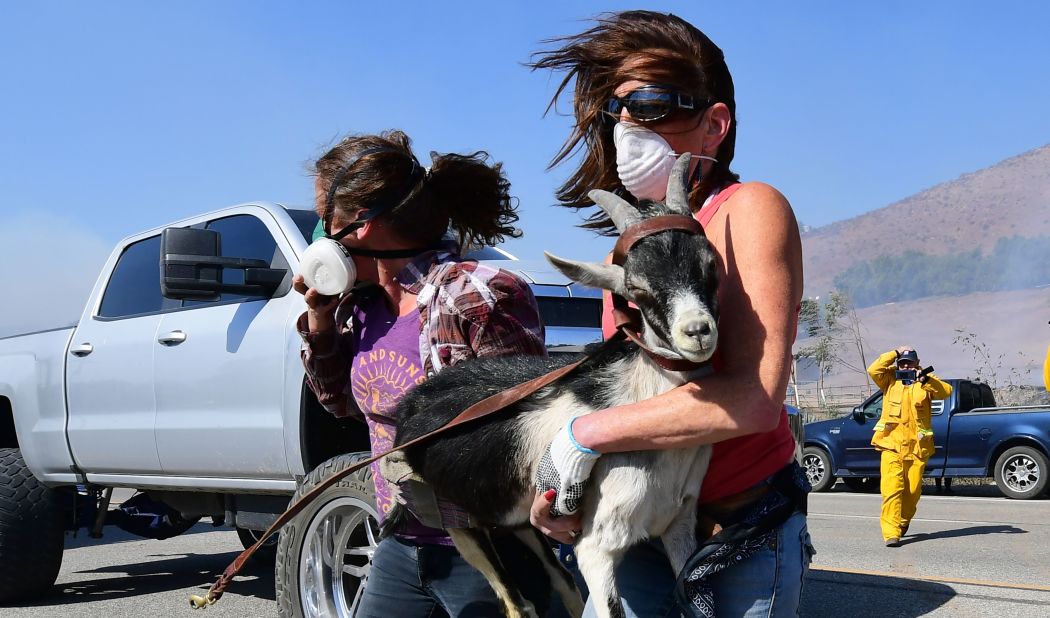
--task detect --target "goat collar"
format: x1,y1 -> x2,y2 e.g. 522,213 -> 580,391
612,214 -> 703,263
609,214 -> 707,373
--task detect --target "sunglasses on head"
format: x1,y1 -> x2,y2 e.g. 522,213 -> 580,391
604,85 -> 708,123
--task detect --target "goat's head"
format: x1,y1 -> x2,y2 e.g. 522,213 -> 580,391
545,154 -> 719,364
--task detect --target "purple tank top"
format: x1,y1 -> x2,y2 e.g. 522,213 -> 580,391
349,294 -> 451,545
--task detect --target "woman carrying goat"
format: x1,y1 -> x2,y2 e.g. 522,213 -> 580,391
292,130 -> 551,617
529,10 -> 814,617
390,155 -> 721,618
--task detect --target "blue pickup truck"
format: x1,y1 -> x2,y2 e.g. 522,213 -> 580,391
802,379 -> 1050,499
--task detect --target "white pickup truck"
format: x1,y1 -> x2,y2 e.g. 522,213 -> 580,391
0,202 -> 602,615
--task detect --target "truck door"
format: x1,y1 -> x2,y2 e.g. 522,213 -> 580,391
921,398 -> 949,474
66,234 -> 176,474
839,392 -> 883,474
153,212 -> 298,479
942,381 -> 990,473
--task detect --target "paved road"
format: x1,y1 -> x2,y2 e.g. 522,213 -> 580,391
801,484 -> 1050,617
5,484 -> 1049,617
5,523 -> 274,618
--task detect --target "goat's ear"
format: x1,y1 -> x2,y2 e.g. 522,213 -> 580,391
545,252 -> 626,294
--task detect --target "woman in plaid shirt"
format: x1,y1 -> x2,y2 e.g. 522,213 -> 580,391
293,130 -> 550,617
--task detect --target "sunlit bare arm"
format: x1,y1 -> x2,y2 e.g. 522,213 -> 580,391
572,183 -> 804,452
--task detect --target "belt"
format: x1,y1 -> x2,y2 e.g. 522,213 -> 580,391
696,483 -> 772,540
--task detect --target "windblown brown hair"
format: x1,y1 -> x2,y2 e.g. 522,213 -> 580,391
315,130 -> 521,250
529,10 -> 740,233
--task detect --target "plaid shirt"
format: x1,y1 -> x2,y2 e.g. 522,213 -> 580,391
298,247 -> 547,419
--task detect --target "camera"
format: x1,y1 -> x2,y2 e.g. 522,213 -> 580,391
895,369 -> 917,385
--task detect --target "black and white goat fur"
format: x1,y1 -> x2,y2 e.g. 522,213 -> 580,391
382,154 -> 720,618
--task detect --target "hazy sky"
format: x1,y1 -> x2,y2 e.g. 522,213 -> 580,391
2,1 -> 1049,335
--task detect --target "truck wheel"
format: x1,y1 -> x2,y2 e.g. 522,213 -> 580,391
237,527 -> 278,565
802,446 -> 836,492
0,448 -> 66,602
275,452 -> 379,618
994,446 -> 1048,500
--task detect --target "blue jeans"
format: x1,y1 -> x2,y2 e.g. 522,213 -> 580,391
581,511 -> 814,618
356,535 -> 550,617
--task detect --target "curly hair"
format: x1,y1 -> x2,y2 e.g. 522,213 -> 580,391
315,130 -> 521,250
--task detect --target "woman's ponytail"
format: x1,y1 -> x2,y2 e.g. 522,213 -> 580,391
420,151 -> 521,250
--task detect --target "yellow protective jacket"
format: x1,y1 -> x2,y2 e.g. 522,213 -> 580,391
1043,343 -> 1050,392
868,350 -> 953,461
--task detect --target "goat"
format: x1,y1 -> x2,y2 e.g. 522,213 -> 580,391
382,154 -> 720,618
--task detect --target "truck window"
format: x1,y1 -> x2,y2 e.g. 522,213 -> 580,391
861,394 -> 883,419
857,393 -> 945,418
957,381 -> 981,413
183,214 -> 289,306
98,235 -> 181,318
978,383 -> 996,408
287,209 -> 319,243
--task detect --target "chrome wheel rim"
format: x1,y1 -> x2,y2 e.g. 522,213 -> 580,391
298,496 -> 380,618
803,453 -> 825,486
1002,454 -> 1041,494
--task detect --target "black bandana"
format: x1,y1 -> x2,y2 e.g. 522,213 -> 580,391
676,462 -> 811,617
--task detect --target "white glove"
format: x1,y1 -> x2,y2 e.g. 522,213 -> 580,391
534,418 -> 601,517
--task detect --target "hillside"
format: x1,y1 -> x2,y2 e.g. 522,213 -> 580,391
802,145 -> 1050,297
793,287 -> 1050,390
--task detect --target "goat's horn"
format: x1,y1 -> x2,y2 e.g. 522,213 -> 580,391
665,153 -> 693,216
588,189 -> 637,233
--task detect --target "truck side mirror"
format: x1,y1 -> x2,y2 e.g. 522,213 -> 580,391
851,407 -> 866,424
160,227 -> 287,300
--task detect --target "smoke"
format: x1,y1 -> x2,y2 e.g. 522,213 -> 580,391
794,289 -> 1050,390
991,235 -> 1050,291
0,213 -> 111,338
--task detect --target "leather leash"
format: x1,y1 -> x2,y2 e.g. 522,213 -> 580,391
190,214 -> 707,608
190,334 -> 615,608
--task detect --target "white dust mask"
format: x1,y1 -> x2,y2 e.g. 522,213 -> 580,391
300,222 -> 439,296
613,122 -> 717,201
300,237 -> 358,296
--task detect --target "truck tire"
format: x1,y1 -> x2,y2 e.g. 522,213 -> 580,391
993,446 -> 1049,500
275,452 -> 379,618
0,447 -> 66,603
802,446 -> 836,492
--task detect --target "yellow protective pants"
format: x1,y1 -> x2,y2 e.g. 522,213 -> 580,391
879,450 -> 925,541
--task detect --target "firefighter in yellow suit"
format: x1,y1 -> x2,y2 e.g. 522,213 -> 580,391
868,347 -> 952,547
1043,343 -> 1049,392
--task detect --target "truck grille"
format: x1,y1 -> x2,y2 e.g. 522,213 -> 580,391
536,297 -> 602,328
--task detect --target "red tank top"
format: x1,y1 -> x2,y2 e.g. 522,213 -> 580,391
600,183 -> 796,503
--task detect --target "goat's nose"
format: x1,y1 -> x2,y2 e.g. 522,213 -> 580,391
683,320 -> 712,339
